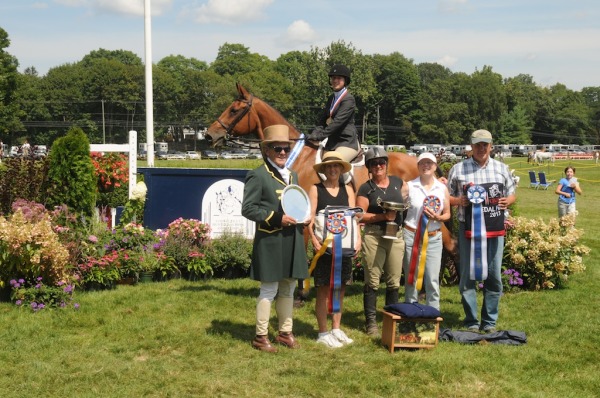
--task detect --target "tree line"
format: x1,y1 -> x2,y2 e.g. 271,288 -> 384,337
1,27 -> 599,148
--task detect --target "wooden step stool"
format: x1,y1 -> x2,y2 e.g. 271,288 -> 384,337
381,310 -> 443,352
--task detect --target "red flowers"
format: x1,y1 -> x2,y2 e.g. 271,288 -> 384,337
91,152 -> 129,192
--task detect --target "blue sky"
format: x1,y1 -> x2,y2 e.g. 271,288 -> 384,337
1,0 -> 599,90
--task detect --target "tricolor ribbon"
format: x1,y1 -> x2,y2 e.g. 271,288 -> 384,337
408,196 -> 441,290
329,88 -> 348,117
303,212 -> 347,314
467,185 -> 488,280
303,234 -> 332,296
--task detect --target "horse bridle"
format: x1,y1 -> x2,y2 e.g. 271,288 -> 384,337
215,93 -> 320,149
217,95 -> 254,141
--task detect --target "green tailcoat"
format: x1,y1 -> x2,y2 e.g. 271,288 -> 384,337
242,162 -> 308,282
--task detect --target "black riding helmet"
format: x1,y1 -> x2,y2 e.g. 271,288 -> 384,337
328,64 -> 351,86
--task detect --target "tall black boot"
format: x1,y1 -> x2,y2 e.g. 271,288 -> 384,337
385,288 -> 399,306
363,285 -> 379,337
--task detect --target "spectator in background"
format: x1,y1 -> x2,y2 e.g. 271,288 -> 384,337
555,166 -> 582,220
21,140 -> 31,157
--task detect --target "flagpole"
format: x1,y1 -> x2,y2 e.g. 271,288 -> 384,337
144,0 -> 155,167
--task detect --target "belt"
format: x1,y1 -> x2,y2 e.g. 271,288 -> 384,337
403,224 -> 440,237
363,224 -> 383,232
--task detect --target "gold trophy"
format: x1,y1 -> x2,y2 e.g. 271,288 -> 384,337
379,200 -> 410,239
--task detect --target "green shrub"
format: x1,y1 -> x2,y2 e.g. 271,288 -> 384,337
0,157 -> 50,215
160,218 -> 211,278
0,209 -> 71,289
503,213 -> 589,290
9,277 -> 78,311
118,181 -> 147,225
46,127 -> 97,217
205,231 -> 252,278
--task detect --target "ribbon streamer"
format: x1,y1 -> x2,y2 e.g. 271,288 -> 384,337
468,185 -> 488,280
303,234 -> 332,295
328,233 -> 343,314
302,211 -> 349,313
415,214 -> 429,290
407,211 -> 424,286
408,195 -> 441,290
285,133 -> 305,169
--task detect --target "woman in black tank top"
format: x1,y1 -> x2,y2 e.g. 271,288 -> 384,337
315,178 -> 349,212
307,151 -> 361,348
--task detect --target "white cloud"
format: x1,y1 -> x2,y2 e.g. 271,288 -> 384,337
191,0 -> 274,25
281,20 -> 318,46
54,0 -> 88,6
437,55 -> 458,67
524,53 -> 537,61
54,0 -> 173,16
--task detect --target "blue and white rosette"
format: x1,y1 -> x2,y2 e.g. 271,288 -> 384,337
467,185 -> 488,281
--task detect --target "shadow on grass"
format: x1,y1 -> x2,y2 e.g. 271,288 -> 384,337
177,282 -> 257,298
296,281 -> 466,331
208,318 -> 317,341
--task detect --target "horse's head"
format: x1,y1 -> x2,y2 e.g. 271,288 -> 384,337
206,83 -> 261,147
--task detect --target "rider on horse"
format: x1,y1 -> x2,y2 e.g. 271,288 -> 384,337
307,64 -> 361,175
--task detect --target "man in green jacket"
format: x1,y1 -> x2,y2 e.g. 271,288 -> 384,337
242,125 -> 309,353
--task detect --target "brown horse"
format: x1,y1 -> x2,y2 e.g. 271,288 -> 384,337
206,83 -> 455,253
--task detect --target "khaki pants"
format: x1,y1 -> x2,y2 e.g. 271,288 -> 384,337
362,226 -> 404,290
255,278 -> 296,336
334,145 -> 360,163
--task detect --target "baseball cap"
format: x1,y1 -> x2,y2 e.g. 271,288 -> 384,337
471,129 -> 493,144
417,152 -> 437,164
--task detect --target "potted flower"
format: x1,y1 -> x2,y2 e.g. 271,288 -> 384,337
77,250 -> 121,290
187,251 -> 213,281
159,218 -> 211,279
115,249 -> 141,285
137,247 -> 162,283
91,152 -> 129,227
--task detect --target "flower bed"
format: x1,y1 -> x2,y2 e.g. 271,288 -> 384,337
503,214 -> 589,290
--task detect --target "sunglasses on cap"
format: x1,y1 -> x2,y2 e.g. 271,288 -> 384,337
269,145 -> 291,153
369,159 -> 387,167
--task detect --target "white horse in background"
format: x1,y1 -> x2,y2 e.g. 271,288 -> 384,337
531,151 -> 555,165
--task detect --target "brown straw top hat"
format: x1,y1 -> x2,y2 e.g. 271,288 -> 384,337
313,151 -> 352,173
261,125 -> 292,147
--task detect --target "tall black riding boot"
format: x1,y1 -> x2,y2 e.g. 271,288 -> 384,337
363,285 -> 379,337
385,287 -> 399,306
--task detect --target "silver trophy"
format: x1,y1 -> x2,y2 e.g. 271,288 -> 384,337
379,200 -> 410,239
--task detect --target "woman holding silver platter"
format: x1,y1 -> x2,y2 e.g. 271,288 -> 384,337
402,153 -> 451,311
356,147 -> 409,337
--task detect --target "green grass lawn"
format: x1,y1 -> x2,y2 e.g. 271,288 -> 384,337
1,157 -> 599,397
